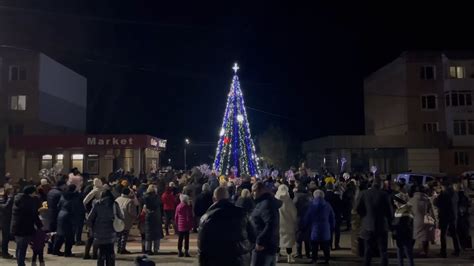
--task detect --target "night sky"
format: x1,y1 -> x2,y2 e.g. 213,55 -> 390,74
1,1 -> 473,166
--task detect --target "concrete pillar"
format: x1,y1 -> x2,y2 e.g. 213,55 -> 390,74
133,148 -> 141,175
62,150 -> 71,173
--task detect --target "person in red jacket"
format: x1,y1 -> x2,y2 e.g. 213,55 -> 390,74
161,182 -> 178,236
174,194 -> 193,257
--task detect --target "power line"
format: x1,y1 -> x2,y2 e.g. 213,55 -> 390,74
245,106 -> 291,120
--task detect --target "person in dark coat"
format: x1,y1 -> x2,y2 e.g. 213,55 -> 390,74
356,177 -> 393,266
198,186 -> 255,266
235,189 -> 255,214
53,184 -> 78,257
143,185 -> 163,255
456,185 -> 471,250
324,182 -> 343,249
304,189 -> 335,264
11,185 -> 43,266
250,182 -> 282,266
293,184 -> 312,259
239,175 -> 253,192
74,189 -> 86,245
46,180 -> 67,254
434,182 -> 461,257
0,187 -> 14,259
342,181 -> 356,230
87,189 -> 124,266
392,193 -> 415,266
194,184 -> 213,222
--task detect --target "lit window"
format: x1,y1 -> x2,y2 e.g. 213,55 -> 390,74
71,154 -> 84,172
9,66 -> 27,81
449,66 -> 465,79
56,154 -> 64,167
420,66 -> 435,80
10,95 -> 27,111
455,151 -> 469,166
41,154 -> 53,169
421,95 -> 437,110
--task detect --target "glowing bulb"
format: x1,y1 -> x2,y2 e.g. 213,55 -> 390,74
219,128 -> 225,136
237,114 -> 244,123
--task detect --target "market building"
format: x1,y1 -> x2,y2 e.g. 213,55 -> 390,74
304,51 -> 474,175
0,46 -> 166,182
8,134 -> 166,179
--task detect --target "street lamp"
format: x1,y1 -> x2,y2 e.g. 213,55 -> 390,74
184,138 -> 190,171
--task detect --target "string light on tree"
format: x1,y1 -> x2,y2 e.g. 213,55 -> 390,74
213,63 -> 259,176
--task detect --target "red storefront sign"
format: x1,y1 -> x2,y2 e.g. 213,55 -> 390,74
9,135 -> 167,150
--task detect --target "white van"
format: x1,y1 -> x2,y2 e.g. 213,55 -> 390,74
393,173 -> 436,186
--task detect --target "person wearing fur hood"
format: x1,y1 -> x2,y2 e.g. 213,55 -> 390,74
275,184 -> 297,263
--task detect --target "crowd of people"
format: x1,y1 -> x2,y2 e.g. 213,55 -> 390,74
0,166 -> 472,266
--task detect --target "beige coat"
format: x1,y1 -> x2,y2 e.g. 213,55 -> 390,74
276,193 -> 297,248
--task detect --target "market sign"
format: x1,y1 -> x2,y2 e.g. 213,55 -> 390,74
10,134 -> 167,150
87,137 -> 134,146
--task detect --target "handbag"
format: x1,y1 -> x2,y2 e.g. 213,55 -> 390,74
113,203 -> 125,233
423,214 -> 435,225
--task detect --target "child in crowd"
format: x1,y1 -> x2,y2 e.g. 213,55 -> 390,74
31,202 -> 50,266
174,194 -> 193,257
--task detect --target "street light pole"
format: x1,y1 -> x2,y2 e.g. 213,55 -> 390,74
184,138 -> 190,171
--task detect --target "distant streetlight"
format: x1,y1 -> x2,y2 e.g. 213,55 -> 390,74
184,138 -> 191,171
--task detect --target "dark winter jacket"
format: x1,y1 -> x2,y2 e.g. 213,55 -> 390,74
56,191 -> 79,236
0,195 -> 13,230
86,196 -> 123,245
30,229 -> 49,252
391,204 -> 414,242
198,199 -> 255,266
434,188 -> 458,226
143,192 -> 163,240
10,193 -> 42,237
250,192 -> 282,254
325,190 -> 343,221
293,191 -> 311,241
235,197 -> 255,214
356,186 -> 393,240
304,198 -> 335,241
194,191 -> 213,218
46,187 -> 63,232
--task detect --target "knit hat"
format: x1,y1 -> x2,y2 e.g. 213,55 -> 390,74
393,193 -> 408,204
40,178 -> 49,186
23,185 -> 36,195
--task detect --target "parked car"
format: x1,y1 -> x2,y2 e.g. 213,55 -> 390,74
393,173 -> 436,187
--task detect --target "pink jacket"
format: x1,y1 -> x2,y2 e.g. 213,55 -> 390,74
174,202 -> 193,232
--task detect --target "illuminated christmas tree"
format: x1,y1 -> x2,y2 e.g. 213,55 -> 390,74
213,63 -> 259,177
